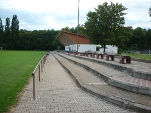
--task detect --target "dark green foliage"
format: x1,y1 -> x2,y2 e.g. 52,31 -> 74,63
4,18 -> 11,49
62,26 -> 70,31
5,18 -> 10,32
11,15 -> 19,49
149,5 -> 151,17
0,18 -> 3,33
0,18 -> 3,47
0,13 -> 150,51
0,15 -> 64,50
127,27 -> 147,50
11,15 -> 19,33
17,29 -> 64,50
118,48 -> 122,54
84,2 -> 128,52
146,29 -> 151,49
62,25 -> 86,36
133,27 -> 147,50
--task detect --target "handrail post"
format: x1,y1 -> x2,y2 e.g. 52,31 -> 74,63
38,64 -> 40,81
45,55 -> 46,64
43,57 -> 44,67
43,58 -> 44,67
32,73 -> 35,100
41,60 -> 43,72
44,55 -> 45,64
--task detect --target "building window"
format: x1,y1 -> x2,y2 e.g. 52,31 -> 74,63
96,46 -> 100,51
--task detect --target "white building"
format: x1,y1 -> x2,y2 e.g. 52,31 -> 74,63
56,31 -> 118,54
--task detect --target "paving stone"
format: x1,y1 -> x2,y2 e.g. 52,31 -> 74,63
13,53 -> 135,113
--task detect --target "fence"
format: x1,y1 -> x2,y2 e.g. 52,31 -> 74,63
123,50 -> 151,55
31,53 -> 47,100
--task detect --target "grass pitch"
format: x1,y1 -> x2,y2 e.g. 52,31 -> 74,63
0,51 -> 46,113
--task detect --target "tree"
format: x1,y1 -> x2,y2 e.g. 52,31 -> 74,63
11,15 -> 19,49
130,27 -> 147,50
149,5 -> 151,17
0,18 -> 3,47
69,25 -> 86,36
11,15 -> 19,33
4,17 -> 11,49
122,26 -> 133,50
84,2 -> 127,52
62,26 -> 70,31
17,29 -> 63,50
5,18 -> 10,32
116,26 -> 133,49
146,29 -> 151,50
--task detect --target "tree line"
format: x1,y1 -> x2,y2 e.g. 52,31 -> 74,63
0,15 -> 64,50
63,2 -> 151,51
0,2 -> 151,51
63,25 -> 151,51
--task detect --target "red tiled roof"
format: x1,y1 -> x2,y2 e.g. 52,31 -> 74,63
56,31 -> 90,46
64,31 -> 90,44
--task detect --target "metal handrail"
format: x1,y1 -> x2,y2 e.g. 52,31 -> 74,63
31,53 -> 47,100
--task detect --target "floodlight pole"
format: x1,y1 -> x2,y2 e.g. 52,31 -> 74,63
77,0 -> 80,52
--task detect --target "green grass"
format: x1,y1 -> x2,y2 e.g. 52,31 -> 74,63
0,51 -> 46,113
122,53 -> 151,60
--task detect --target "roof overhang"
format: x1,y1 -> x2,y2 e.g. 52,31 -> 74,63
56,31 -> 90,46
56,31 -> 76,46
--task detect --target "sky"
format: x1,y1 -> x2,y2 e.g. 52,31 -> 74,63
0,0 -> 151,30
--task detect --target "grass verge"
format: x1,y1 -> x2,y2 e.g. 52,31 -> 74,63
0,51 -> 46,113
123,53 -> 151,60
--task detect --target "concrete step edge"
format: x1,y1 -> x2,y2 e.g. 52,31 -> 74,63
59,53 -> 151,96
67,53 -> 151,81
53,53 -> 151,113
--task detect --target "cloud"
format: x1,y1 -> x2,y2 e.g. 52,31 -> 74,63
1,0 -> 78,13
123,0 -> 150,29
0,0 -> 150,30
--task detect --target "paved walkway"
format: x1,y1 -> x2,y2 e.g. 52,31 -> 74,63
13,53 -> 135,113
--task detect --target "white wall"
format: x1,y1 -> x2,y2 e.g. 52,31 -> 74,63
65,46 -> 70,52
104,45 -> 118,54
65,45 -> 77,52
78,44 -> 98,52
65,44 -> 118,54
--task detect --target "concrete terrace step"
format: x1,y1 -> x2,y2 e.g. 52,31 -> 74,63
53,53 -> 151,113
115,76 -> 151,88
58,53 -> 151,97
68,53 -> 151,81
